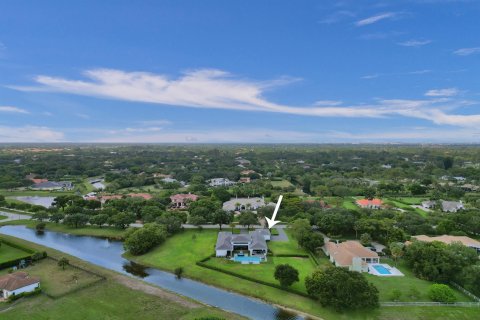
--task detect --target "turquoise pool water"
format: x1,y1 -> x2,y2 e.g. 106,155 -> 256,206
233,255 -> 262,263
372,264 -> 391,275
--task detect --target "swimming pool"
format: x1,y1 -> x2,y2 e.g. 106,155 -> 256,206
372,264 -> 392,275
233,255 -> 262,264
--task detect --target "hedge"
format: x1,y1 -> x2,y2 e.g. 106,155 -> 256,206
7,287 -> 42,302
196,258 -> 312,298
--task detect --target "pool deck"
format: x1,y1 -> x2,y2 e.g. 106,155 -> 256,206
368,263 -> 404,277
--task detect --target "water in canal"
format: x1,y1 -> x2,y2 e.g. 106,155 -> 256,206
0,225 -> 304,320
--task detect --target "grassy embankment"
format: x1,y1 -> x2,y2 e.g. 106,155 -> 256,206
0,220 -> 129,240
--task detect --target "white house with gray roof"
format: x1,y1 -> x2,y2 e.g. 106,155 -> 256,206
222,197 -> 265,211
215,230 -> 270,257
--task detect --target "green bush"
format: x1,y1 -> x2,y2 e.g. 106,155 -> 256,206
428,284 -> 457,303
7,287 -> 42,302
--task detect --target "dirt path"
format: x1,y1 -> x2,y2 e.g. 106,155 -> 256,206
111,273 -> 201,309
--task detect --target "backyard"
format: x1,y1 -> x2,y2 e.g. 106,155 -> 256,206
365,258 -> 472,302
0,241 -> 32,263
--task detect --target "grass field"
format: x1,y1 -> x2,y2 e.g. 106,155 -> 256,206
0,241 -> 32,263
0,220 -> 129,240
269,179 -> 294,188
385,198 -> 428,217
0,234 -> 243,320
269,230 -> 307,255
0,258 -> 103,297
365,258 -> 472,302
204,256 -> 318,294
0,215 -> 7,220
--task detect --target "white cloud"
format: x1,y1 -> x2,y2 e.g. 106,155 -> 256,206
313,100 -> 343,106
453,47 -> 480,56
398,39 -> 432,47
361,74 -> 380,79
356,12 -> 396,26
75,113 -> 90,119
10,68 -> 480,128
0,126 -> 64,142
425,88 -> 459,97
0,106 -> 29,114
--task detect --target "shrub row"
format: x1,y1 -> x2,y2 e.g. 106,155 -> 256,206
7,287 -> 42,302
196,258 -> 311,298
272,253 -> 309,258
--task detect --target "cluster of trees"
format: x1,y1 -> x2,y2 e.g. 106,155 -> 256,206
290,219 -> 324,253
306,267 -> 379,311
404,240 -> 479,287
124,223 -> 168,255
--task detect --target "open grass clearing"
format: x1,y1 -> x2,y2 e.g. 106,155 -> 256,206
0,258 -> 103,297
365,258 -> 472,302
0,241 -> 31,263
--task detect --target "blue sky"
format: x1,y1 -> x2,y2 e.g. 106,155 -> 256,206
1,0 -> 480,143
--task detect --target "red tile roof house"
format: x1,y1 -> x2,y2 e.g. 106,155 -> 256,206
323,241 -> 379,272
87,193 -> 153,203
170,193 -> 199,209
0,272 -> 40,300
356,198 -> 383,209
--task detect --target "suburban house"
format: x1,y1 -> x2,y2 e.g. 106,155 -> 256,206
215,229 -> 270,257
441,200 -> 464,213
323,241 -> 379,272
238,177 -> 251,183
170,193 -> 199,209
0,272 -> 40,300
235,158 -> 251,166
222,197 -> 266,211
410,235 -> 480,253
422,200 -> 436,209
209,178 -> 236,187
356,198 -> 383,209
421,200 -> 464,212
31,181 -> 73,191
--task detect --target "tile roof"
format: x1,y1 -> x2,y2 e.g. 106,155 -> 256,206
0,272 -> 40,291
325,241 -> 378,266
412,235 -> 480,248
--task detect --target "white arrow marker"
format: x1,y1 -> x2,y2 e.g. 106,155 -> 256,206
265,195 -> 283,229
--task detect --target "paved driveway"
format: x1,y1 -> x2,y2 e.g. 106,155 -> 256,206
0,211 -> 31,222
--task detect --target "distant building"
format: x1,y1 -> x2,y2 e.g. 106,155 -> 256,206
323,241 -> 379,272
222,197 -> 265,211
209,178 -> 235,187
239,177 -> 251,184
441,200 -> 464,213
0,272 -> 40,299
410,235 -> 480,253
421,200 -> 464,213
356,198 -> 383,209
170,193 -> 199,209
381,164 -> 392,169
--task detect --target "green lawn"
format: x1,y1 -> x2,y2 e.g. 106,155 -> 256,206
395,197 -> 426,205
385,198 -> 428,217
0,241 -> 32,263
342,198 -> 359,210
0,258 -> 103,297
269,179 -> 294,188
0,215 -> 7,220
0,220 -> 129,240
204,256 -> 318,294
269,232 -> 308,255
365,258 -> 472,302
